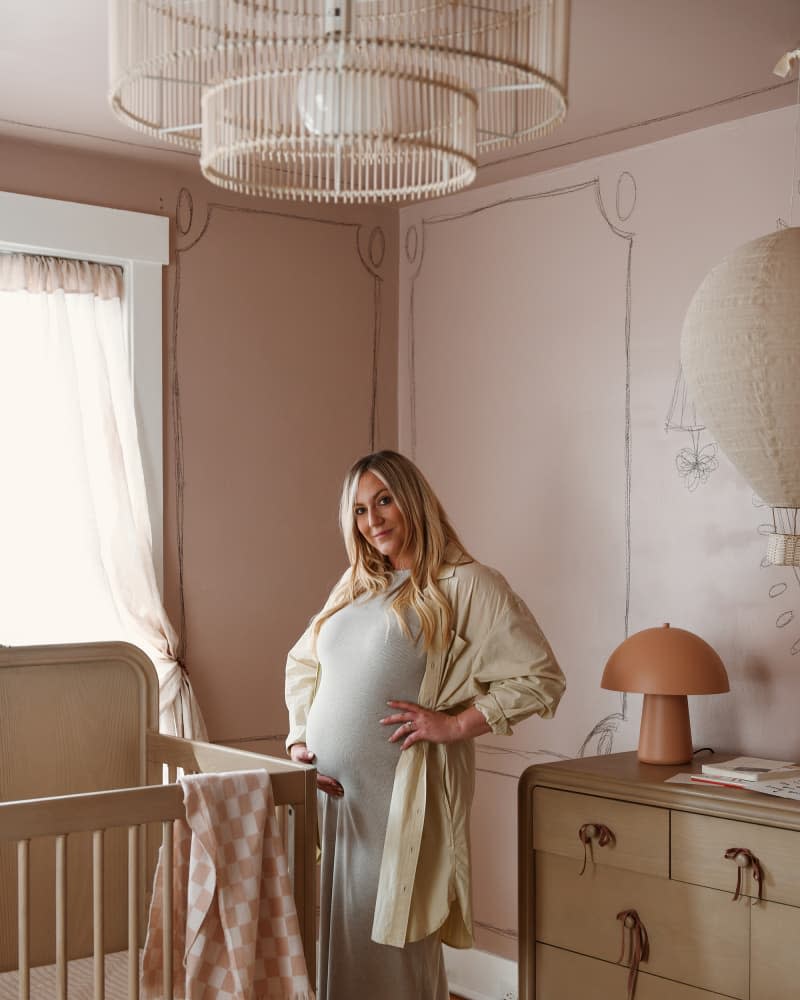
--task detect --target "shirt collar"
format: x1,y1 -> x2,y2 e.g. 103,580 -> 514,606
436,544 -> 471,580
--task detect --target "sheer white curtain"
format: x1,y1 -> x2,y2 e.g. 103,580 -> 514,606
0,253 -> 206,738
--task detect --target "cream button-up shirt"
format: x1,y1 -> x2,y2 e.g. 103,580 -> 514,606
285,555 -> 565,949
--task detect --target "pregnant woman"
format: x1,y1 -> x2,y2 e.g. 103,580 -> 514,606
285,450 -> 565,1000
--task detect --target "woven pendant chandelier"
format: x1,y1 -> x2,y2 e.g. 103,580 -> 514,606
109,0 -> 570,203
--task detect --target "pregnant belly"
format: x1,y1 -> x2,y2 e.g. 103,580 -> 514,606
305,675 -> 408,789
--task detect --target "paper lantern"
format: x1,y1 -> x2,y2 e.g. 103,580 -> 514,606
681,227 -> 800,564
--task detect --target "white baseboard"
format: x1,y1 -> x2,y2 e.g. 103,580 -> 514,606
443,945 -> 518,1000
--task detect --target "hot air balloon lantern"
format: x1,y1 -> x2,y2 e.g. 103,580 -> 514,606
680,225 -> 800,566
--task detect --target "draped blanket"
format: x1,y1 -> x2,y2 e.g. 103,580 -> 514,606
142,770 -> 314,1000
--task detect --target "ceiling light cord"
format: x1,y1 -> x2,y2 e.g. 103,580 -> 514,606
793,64 -> 800,226
774,47 -> 800,225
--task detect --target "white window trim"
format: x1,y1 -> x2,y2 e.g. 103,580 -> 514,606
0,191 -> 169,592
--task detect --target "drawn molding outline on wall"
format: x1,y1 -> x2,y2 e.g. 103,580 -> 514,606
169,187 -> 385,678
407,173 -> 637,770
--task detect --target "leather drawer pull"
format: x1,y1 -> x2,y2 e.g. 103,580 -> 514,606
577,822 -> 616,875
616,908 -> 649,1000
724,846 -> 765,901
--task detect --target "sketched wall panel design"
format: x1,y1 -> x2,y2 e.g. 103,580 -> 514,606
398,106 -> 800,958
171,197 -> 389,744
402,181 -> 635,959
409,181 -> 633,762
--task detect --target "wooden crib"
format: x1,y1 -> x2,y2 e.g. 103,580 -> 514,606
0,641 -> 316,999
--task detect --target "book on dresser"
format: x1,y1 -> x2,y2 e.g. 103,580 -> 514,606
699,755 -> 800,782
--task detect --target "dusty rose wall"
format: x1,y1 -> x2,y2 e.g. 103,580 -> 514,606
398,105 -> 800,959
5,102 -> 797,968
0,136 -> 398,749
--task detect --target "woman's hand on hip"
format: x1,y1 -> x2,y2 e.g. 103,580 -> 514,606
289,743 -> 344,797
382,701 -> 490,750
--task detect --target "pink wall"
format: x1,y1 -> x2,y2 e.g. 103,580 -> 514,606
399,105 -> 800,958
0,136 -> 398,749
167,190 -> 398,747
3,102 -> 798,965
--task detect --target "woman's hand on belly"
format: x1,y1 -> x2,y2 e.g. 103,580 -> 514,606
289,742 -> 344,797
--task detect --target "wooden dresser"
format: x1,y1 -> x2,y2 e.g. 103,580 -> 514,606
518,751 -> 800,999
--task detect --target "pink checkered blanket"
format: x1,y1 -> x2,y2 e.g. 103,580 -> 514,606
141,770 -> 314,1000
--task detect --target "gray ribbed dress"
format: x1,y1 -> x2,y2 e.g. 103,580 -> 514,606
305,572 -> 449,1000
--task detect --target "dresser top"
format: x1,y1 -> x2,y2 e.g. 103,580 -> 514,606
521,751 -> 800,830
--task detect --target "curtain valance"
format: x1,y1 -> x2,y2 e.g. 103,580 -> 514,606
0,253 -> 123,300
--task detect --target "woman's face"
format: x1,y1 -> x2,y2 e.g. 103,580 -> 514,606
354,470 -> 411,569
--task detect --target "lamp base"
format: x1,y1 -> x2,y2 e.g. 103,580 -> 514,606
638,693 -> 692,765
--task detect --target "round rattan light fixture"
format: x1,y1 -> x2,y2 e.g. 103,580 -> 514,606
109,0 -> 570,203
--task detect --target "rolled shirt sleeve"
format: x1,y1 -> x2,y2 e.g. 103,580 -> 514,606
470,594 -> 565,735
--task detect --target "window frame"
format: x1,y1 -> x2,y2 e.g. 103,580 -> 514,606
0,191 -> 169,591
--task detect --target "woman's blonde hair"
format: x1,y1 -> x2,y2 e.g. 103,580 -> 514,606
312,450 -> 471,651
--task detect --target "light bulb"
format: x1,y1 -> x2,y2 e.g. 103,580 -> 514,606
296,41 -> 390,137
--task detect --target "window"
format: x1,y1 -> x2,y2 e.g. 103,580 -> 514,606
0,191 -> 168,589
0,193 -> 203,737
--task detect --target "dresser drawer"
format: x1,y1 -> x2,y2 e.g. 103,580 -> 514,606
751,899 -> 800,999
672,811 -> 800,906
533,787 -> 669,877
535,852 -> 749,999
535,943 -> 737,1000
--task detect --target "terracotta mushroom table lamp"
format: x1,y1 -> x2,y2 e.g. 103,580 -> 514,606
601,623 -> 729,765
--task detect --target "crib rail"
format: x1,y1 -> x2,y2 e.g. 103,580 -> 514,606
0,784 -> 186,841
0,743 -> 317,998
147,733 -> 310,801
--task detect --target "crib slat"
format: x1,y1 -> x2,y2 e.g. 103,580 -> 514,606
298,768 -> 317,987
162,821 -> 174,1000
55,834 -> 68,1000
93,830 -> 105,1000
128,826 -> 140,1000
285,805 -> 296,883
275,804 -> 288,862
17,840 -> 30,1000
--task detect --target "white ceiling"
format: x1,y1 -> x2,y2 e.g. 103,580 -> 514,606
0,0 -> 798,188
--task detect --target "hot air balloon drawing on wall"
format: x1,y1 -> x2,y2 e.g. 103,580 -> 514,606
664,363 -> 719,492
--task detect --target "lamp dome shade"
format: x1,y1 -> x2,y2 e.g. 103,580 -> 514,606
601,624 -> 729,696
680,226 -> 800,508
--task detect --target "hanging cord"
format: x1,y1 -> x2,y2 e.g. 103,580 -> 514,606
773,47 -> 800,225
724,847 -> 765,902
616,909 -> 649,1000
792,64 -> 800,225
